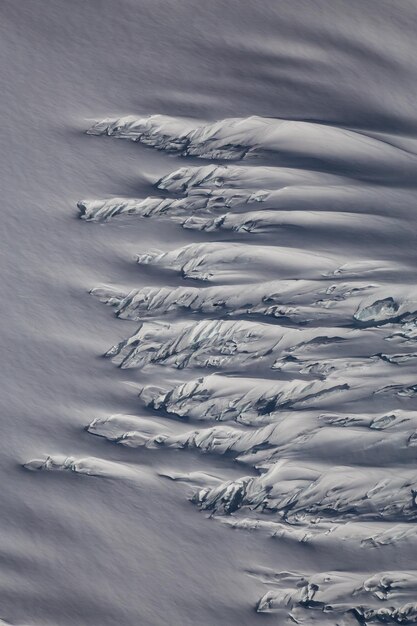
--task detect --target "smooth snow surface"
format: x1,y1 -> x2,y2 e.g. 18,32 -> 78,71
2,1 -> 417,625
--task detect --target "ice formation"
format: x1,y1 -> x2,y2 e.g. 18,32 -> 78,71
255,569 -> 417,624
28,111 -> 417,621
86,115 -> 417,180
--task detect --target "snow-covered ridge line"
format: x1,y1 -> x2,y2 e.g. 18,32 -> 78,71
181,208 -> 397,236
140,370 -> 417,430
92,280 -> 417,328
223,517 -> 417,549
156,164 -> 346,192
193,459 -> 417,522
79,195 -> 400,238
255,569 -> 417,624
87,408 -> 417,468
78,187 -> 268,222
104,316 -> 417,381
86,115 -> 417,180
134,241 -> 397,283
91,280 -> 379,326
24,454 -> 141,480
78,109 -> 417,620
140,374 -> 351,424
78,163 -> 413,224
157,165 -> 417,218
104,319 -> 370,372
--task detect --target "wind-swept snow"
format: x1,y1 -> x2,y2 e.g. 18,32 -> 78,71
6,2 -> 417,625
74,106 -> 417,624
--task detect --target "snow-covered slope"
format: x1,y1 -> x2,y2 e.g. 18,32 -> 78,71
4,1 -> 417,625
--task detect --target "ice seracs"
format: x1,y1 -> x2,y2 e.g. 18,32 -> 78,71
87,413 -> 171,443
81,111 -> 417,622
90,279 -> 379,327
181,209 -> 395,237
135,242 -> 402,284
194,460 -> 417,522
24,454 -> 140,479
87,408 -> 417,468
354,290 -> 417,325
256,569 -> 417,624
136,241 -> 352,282
86,115 -> 417,179
104,319 -> 366,372
156,164 -> 350,193
141,374 -> 350,424
78,191 -> 252,223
